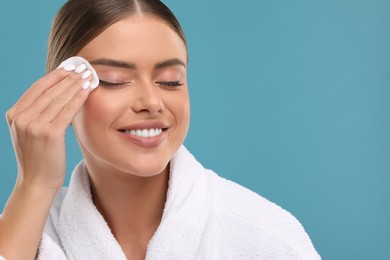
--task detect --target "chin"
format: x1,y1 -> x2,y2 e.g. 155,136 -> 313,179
116,158 -> 170,178
113,147 -> 175,177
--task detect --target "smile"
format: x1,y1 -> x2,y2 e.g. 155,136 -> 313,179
120,128 -> 163,138
117,121 -> 169,147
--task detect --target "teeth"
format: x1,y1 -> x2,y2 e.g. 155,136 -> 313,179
124,128 -> 163,138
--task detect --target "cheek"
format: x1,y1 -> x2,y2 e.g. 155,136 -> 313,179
74,91 -> 121,137
169,90 -> 190,135
86,92 -> 113,118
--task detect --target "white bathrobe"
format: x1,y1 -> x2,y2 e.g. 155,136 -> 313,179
7,146 -> 321,259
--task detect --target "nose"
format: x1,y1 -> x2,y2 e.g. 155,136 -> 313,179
131,80 -> 164,116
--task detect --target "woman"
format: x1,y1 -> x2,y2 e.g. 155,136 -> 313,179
0,0 -> 320,259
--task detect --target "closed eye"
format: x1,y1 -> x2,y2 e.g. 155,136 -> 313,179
99,80 -> 130,87
156,81 -> 183,87
99,80 -> 183,88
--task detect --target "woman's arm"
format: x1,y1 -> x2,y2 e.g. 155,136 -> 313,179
0,184 -> 58,259
0,64 -> 91,259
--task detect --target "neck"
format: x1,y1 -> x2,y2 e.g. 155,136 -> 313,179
86,162 -> 169,246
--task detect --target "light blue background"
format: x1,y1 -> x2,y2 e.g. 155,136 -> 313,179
1,1 -> 389,259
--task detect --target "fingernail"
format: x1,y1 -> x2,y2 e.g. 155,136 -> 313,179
82,81 -> 91,90
81,70 -> 92,79
75,64 -> 87,73
64,64 -> 76,71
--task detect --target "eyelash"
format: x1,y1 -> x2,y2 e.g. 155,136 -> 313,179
156,81 -> 183,87
99,80 -> 183,88
99,80 -> 127,87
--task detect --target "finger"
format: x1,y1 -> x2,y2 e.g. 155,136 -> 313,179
6,68 -> 71,125
11,68 -> 71,114
13,69 -> 90,125
35,75 -> 92,125
50,84 -> 91,130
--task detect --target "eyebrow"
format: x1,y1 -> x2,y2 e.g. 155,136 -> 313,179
89,58 -> 186,70
155,58 -> 186,69
89,59 -> 136,69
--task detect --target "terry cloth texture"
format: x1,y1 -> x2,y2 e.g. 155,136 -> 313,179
36,146 -> 321,259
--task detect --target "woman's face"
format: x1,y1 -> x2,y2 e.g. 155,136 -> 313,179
72,15 -> 190,177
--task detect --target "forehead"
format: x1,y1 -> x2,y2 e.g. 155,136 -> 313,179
78,15 -> 187,64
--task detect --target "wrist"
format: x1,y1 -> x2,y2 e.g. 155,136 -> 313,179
14,180 -> 60,200
15,175 -> 63,195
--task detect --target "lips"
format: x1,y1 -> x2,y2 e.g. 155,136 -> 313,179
117,121 -> 169,148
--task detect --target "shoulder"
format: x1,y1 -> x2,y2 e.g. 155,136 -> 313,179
209,171 -> 294,227
207,170 -> 320,259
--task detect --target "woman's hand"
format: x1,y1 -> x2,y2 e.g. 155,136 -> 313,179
0,65 -> 92,259
5,65 -> 92,191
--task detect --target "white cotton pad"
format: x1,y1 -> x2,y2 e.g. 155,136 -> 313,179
57,56 -> 100,91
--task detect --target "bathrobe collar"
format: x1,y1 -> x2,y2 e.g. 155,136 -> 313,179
56,146 -> 212,259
